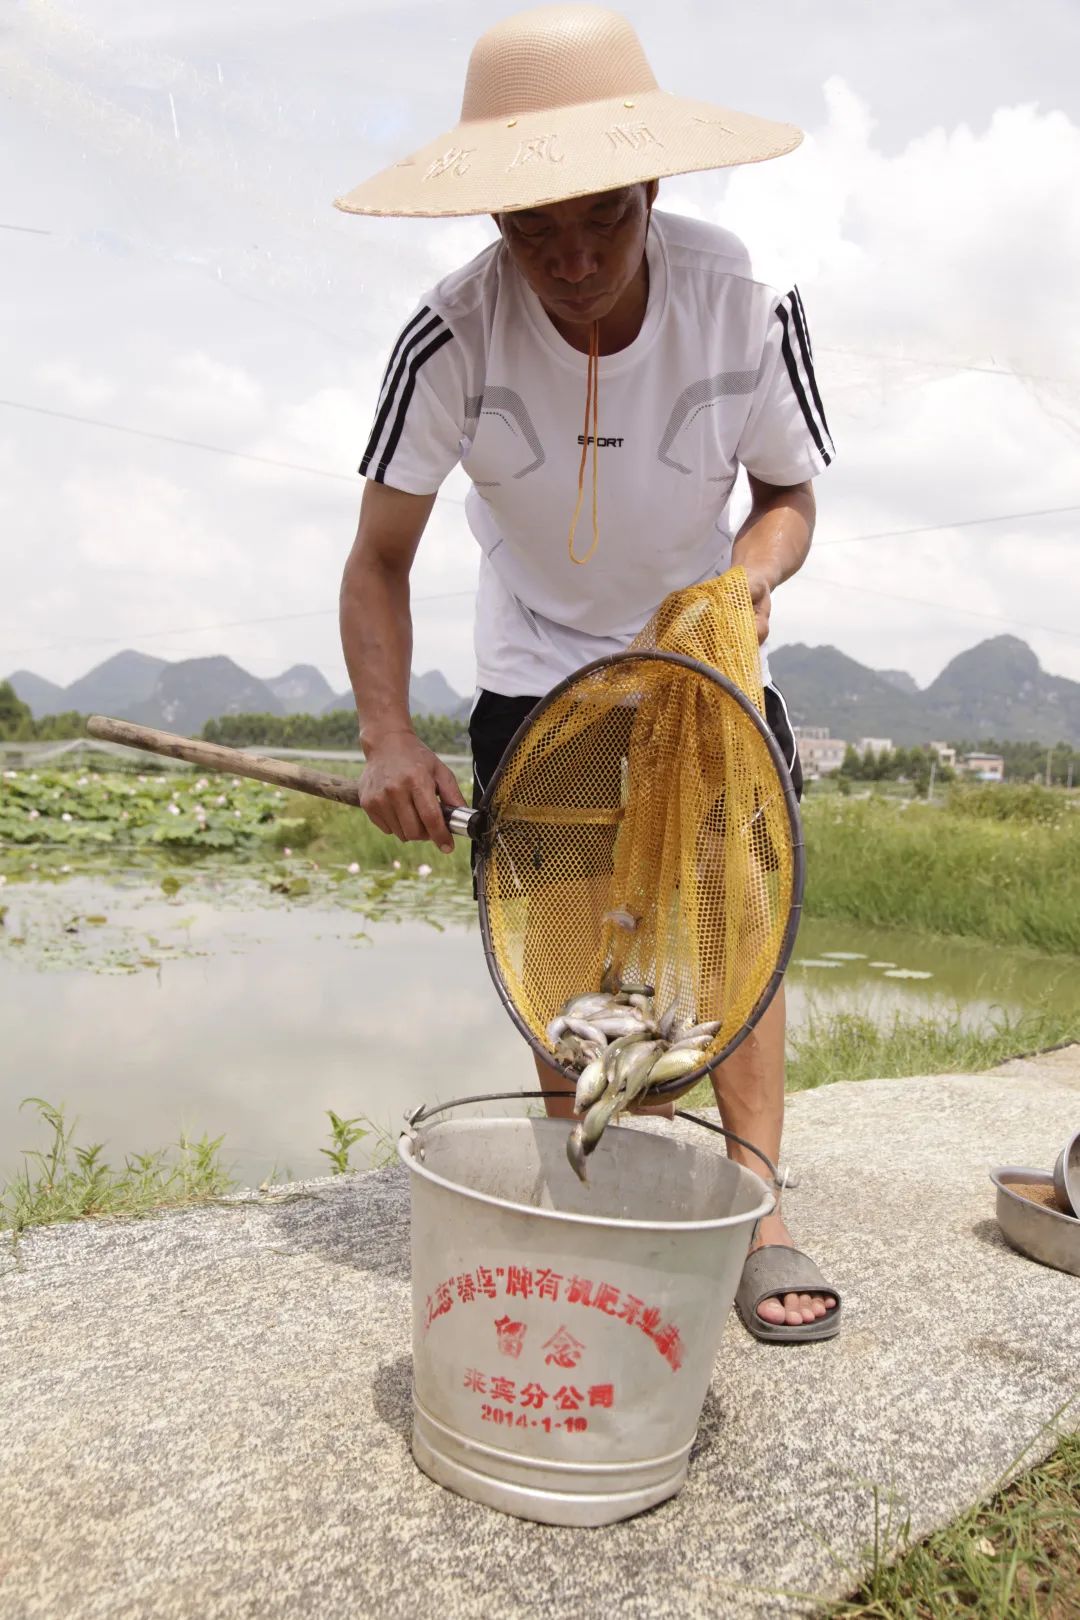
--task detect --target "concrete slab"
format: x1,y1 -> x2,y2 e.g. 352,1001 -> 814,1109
2,1053 -> 1078,1620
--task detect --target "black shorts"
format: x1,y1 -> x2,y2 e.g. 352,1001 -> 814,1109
469,682 -> 803,808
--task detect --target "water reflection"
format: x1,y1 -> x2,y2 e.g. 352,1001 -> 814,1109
1,880 -> 528,1183
1,881 -> 1076,1186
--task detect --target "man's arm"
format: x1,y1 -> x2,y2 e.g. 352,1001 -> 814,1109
731,474 -> 815,645
339,480 -> 466,854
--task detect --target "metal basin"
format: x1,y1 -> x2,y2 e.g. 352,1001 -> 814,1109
991,1167 -> 1080,1277
1052,1128 -> 1080,1215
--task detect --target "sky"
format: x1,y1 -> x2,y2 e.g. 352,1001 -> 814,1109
3,0 -> 1080,701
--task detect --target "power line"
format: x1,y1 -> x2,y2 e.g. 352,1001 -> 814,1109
5,399 -> 1079,655
0,398 -> 350,487
801,574 -> 1080,642
817,345 -> 1080,387
0,398 -> 467,507
16,214 -> 1080,388
4,397 -> 1075,548
816,503 -> 1080,547
0,590 -> 478,660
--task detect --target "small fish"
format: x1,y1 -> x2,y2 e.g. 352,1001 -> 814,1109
601,1028 -> 651,1080
625,993 -> 655,1020
602,908 -> 637,932
668,1033 -> 712,1053
554,1035 -> 591,1071
566,1124 -> 589,1183
617,982 -> 655,998
574,1058 -> 607,1112
657,1002 -> 681,1041
546,1015 -> 569,1046
563,992 -> 620,1019
646,1047 -> 705,1085
677,1020 -> 722,1043
616,1040 -> 664,1102
565,1017 -> 609,1046
591,1010 -> 648,1038
582,1089 -> 623,1148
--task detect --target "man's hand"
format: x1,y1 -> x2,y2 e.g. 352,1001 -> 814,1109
743,567 -> 774,645
358,731 -> 467,855
731,476 -> 815,644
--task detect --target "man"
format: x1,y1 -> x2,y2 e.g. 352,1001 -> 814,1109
336,5 -> 839,1342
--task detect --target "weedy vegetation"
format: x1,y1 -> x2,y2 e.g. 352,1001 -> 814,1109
685,1002 -> 1079,1106
784,1003 -> 1080,1094
802,794 -> 1080,955
825,1427 -> 1080,1619
319,1109 -> 369,1174
0,1098 -> 235,1234
1,1097 -> 398,1236
0,765 -> 474,884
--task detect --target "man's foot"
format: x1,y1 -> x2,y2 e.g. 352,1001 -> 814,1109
750,1211 -> 838,1328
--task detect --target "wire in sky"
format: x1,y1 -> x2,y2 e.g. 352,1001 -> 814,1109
801,574 -> 1080,641
815,504 -> 1080,546
0,590 -> 478,661
5,396 -> 1076,546
0,222 -> 53,235
4,400 -> 1079,656
0,398 -> 467,507
817,345 -> 1080,388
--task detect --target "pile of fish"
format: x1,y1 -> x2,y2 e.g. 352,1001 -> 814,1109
547,987 -> 720,1183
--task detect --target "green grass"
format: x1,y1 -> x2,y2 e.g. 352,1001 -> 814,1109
945,782 -> 1073,826
684,1003 -> 1080,1108
826,1429 -> 1080,1619
802,796 -> 1080,955
271,786 -> 474,880
0,1098 -> 399,1238
1,1098 -> 235,1234
785,1003 -> 1080,1093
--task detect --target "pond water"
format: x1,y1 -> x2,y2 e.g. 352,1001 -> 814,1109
1,870 -> 1075,1185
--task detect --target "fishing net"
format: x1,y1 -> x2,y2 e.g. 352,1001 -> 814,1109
477,568 -> 803,1090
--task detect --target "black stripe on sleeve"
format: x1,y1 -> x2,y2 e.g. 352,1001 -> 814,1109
370,326 -> 455,484
359,308 -> 444,476
792,286 -> 814,360
375,305 -> 430,405
787,287 -> 834,453
775,298 -> 832,468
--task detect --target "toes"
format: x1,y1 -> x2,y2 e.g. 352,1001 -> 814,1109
756,1290 -> 839,1328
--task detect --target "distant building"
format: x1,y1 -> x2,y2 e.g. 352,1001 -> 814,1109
960,752 -> 1005,782
856,737 -> 892,757
793,727 -> 847,777
929,741 -> 957,768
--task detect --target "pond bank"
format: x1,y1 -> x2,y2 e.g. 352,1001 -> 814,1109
2,1051 -> 1076,1619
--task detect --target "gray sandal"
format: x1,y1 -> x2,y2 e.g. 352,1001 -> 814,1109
734,1245 -> 842,1344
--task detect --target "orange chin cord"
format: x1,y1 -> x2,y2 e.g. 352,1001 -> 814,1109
567,321 -> 601,566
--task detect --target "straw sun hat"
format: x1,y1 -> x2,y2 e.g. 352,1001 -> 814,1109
335,4 -> 802,218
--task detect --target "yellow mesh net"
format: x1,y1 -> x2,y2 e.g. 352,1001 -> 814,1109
481,569 -> 799,1091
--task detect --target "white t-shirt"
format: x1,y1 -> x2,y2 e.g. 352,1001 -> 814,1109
359,210 -> 834,696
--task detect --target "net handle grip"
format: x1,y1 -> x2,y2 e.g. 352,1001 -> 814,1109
443,805 -> 482,840
86,717 -> 484,836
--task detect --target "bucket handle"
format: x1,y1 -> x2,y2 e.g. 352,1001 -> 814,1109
402,1092 -> 782,1189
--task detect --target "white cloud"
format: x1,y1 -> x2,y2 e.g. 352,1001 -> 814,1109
5,1 -> 1080,706
34,362 -> 118,412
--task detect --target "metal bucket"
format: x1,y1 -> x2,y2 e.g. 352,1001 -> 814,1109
397,1099 -> 775,1526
